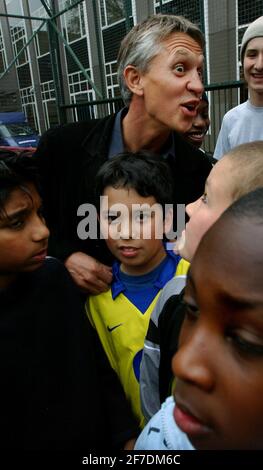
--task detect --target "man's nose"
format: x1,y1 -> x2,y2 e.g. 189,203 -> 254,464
187,70 -> 204,95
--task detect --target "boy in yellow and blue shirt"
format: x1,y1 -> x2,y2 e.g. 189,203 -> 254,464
86,151 -> 188,427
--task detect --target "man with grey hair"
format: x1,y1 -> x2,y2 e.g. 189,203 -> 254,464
35,14 -> 212,294
214,15 -> 263,160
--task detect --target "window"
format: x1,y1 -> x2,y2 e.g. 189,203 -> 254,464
0,26 -> 7,74
35,27 -> 49,57
10,25 -> 28,66
28,0 -> 46,14
68,70 -> 95,98
154,0 -> 202,26
41,80 -> 55,101
31,4 -> 49,58
99,0 -> 125,28
45,100 -> 58,127
20,87 -> 38,130
105,61 -> 121,98
60,0 -> 86,43
6,0 -> 23,27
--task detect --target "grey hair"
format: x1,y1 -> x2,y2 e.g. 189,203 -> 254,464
117,14 -> 205,106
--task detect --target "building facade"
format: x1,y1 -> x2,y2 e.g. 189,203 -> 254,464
0,0 -> 262,135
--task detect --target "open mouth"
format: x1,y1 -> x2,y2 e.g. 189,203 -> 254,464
188,131 -> 205,139
181,101 -> 200,116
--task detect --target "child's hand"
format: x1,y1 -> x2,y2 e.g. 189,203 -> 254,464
65,252 -> 112,294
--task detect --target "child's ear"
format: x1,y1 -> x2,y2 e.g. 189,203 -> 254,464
163,207 -> 173,236
123,65 -> 144,97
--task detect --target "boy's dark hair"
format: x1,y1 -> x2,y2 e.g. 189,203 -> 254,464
95,151 -> 174,211
0,150 -> 39,219
225,186 -> 263,222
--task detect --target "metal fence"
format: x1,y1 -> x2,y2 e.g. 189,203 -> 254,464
60,80 -> 247,155
0,0 -> 261,152
203,80 -> 247,154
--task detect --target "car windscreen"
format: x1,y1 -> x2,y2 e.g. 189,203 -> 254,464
0,123 -> 35,137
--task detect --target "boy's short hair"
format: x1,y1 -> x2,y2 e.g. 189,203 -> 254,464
0,150 -> 38,219
117,14 -> 205,105
224,141 -> 263,201
225,186 -> 263,223
95,151 -> 174,211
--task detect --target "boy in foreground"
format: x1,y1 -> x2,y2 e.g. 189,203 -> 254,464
86,152 -> 182,427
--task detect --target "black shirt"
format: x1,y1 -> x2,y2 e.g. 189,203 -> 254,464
0,258 -> 138,450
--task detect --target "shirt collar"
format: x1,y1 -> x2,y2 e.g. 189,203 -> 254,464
108,107 -> 128,159
110,243 -> 180,300
111,261 -> 126,299
108,108 -> 176,160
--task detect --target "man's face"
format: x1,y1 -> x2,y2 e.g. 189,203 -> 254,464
172,217 -> 263,449
137,32 -> 204,133
176,157 -> 234,262
244,37 -> 263,95
0,183 -> 49,288
100,186 -> 170,275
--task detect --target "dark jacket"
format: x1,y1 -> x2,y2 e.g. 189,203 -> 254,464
0,258 -> 138,450
35,114 -> 212,263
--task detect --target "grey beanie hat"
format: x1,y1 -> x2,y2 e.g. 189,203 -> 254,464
240,16 -> 263,61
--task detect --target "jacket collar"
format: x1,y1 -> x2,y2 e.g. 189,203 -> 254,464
81,114 -> 117,162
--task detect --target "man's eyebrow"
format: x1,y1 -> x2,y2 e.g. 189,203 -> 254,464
172,47 -> 203,57
173,49 -> 190,57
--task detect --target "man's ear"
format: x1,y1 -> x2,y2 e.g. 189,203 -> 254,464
123,65 -> 144,97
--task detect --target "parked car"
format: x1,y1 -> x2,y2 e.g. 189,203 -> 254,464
0,145 -> 35,158
0,112 -> 39,148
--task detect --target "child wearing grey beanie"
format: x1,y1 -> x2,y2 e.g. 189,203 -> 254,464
240,16 -> 263,62
214,15 -> 263,160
